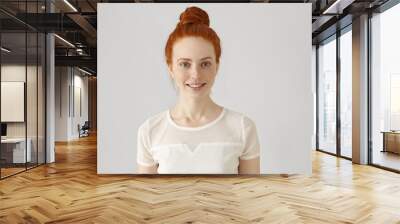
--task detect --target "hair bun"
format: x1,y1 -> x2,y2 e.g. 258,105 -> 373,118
179,6 -> 210,27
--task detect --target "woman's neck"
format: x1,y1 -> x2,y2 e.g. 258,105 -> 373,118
172,95 -> 221,121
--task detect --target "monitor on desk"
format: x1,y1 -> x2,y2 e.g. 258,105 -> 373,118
1,123 -> 7,138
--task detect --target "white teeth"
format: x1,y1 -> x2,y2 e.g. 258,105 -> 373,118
187,83 -> 205,88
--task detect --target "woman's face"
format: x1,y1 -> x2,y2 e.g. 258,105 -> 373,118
168,36 -> 219,98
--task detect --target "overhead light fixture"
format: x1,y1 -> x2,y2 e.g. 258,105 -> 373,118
63,0 -> 78,12
322,0 -> 341,14
1,47 -> 11,53
76,48 -> 85,55
54,34 -> 75,48
78,67 -> 93,76
322,0 -> 354,15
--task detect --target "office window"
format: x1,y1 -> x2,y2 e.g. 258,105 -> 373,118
371,3 -> 400,171
340,28 -> 352,158
318,36 -> 337,154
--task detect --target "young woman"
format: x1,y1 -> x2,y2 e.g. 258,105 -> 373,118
137,6 -> 260,174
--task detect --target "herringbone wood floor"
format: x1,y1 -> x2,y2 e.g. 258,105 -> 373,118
1,134 -> 400,223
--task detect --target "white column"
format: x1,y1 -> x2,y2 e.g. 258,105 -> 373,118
46,1 -> 56,163
352,14 -> 369,164
46,33 -> 55,163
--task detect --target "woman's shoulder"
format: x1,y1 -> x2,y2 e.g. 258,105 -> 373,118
223,108 -> 257,129
223,107 -> 253,121
138,110 -> 169,131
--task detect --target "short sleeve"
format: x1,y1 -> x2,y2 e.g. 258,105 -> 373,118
240,116 -> 260,160
137,121 -> 157,166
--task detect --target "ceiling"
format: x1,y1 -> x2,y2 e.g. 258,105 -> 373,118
0,0 -> 393,75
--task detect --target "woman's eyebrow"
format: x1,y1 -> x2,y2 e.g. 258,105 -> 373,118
177,57 -> 212,62
200,57 -> 212,61
177,58 -> 191,62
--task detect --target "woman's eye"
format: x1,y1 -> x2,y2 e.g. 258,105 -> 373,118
179,62 -> 190,68
201,61 -> 211,68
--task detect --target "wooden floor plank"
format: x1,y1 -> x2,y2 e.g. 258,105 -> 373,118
0,134 -> 400,223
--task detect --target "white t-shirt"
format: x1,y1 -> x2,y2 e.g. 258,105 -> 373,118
136,107 -> 260,174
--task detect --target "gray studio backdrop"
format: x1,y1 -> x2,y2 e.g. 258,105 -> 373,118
97,3 -> 313,174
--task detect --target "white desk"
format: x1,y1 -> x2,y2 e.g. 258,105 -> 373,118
1,138 -> 31,163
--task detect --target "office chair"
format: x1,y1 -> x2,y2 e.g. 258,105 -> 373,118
79,121 -> 90,138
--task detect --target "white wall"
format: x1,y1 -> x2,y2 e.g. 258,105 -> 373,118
72,72 -> 89,138
55,67 -> 89,141
55,67 -> 69,141
98,3 -> 313,174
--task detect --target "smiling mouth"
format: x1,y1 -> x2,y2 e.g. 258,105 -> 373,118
185,83 -> 207,90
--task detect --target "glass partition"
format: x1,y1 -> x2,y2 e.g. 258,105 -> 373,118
27,31 -> 38,169
1,31 -> 28,177
0,1 -> 46,179
38,32 -> 45,165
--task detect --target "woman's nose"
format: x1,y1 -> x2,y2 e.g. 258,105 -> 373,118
190,65 -> 201,78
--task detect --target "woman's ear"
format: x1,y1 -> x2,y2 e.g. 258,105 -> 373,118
167,64 -> 174,79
